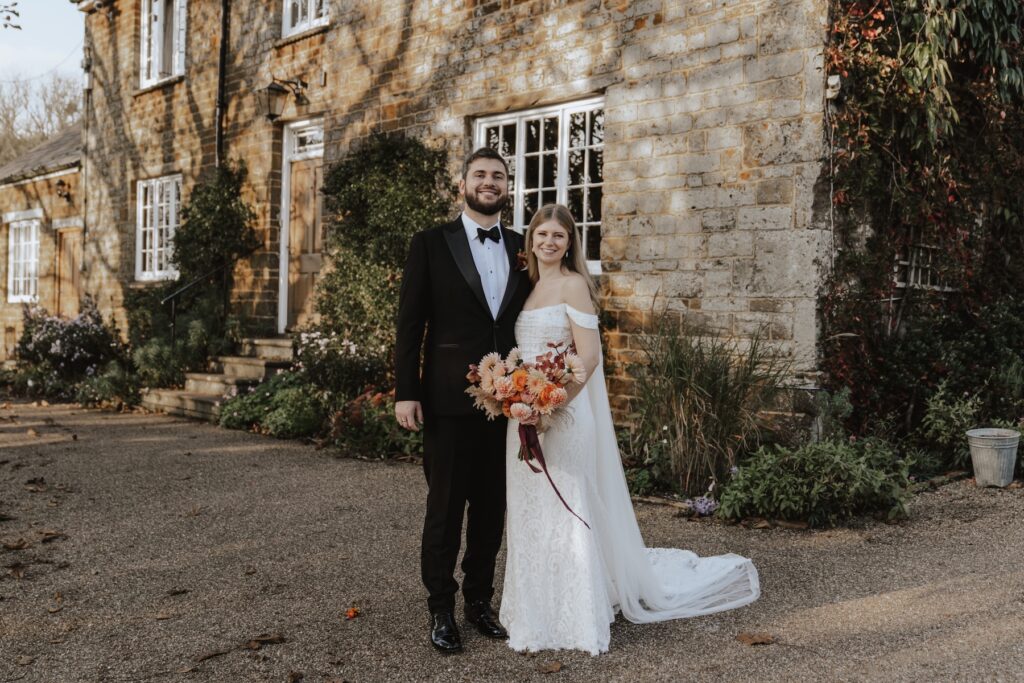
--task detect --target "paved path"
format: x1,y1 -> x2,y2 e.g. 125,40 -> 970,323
1,401 -> 1023,682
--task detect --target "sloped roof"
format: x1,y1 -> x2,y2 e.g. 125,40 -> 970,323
0,122 -> 82,185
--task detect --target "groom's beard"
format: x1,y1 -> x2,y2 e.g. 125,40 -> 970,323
465,187 -> 509,217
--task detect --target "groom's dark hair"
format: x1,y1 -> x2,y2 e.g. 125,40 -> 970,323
462,147 -> 509,178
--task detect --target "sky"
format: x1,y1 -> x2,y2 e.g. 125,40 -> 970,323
0,0 -> 85,83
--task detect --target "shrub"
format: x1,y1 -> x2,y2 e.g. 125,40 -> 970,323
917,382 -> 982,469
75,361 -> 141,408
622,315 -> 791,497
293,328 -> 390,402
14,298 -> 127,399
219,371 -> 326,439
315,133 -> 455,374
329,388 -> 422,459
718,437 -> 914,527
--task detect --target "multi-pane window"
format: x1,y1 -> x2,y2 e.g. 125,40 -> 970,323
141,0 -> 187,87
475,97 -> 604,273
136,175 -> 182,281
7,218 -> 39,303
283,0 -> 329,37
894,244 -> 953,291
291,122 -> 324,157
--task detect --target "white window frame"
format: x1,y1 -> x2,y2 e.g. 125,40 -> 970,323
894,243 -> 955,292
140,0 -> 187,88
282,0 -> 330,38
7,216 -> 40,303
474,96 -> 605,274
135,175 -> 182,282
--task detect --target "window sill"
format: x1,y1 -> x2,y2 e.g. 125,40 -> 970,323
275,22 -> 331,48
130,275 -> 179,287
134,75 -> 185,98
7,295 -> 38,304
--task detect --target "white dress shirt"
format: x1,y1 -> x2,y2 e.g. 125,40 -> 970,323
462,212 -> 510,319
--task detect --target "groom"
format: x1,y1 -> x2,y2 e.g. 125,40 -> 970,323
394,147 -> 530,653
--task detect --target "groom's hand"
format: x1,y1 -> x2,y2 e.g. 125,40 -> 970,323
395,400 -> 424,432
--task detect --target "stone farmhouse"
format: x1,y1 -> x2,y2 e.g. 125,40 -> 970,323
1,0 -> 830,413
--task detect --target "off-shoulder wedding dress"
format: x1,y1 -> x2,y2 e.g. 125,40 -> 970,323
500,303 -> 760,655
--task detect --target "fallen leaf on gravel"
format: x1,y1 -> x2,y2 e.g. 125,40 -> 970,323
287,672 -> 304,682
244,633 -> 286,650
15,655 -> 34,666
31,401 -> 40,407
8,563 -> 26,579
23,477 -> 46,492
166,588 -> 189,596
751,519 -> 772,529
774,520 -> 809,530
26,428 -> 39,437
1,401 -> 10,409
3,538 -> 32,550
244,568 -> 256,575
736,632 -> 775,646
155,611 -> 173,620
48,593 -> 63,613
1009,481 -> 1022,489
537,660 -> 563,673
345,607 -> 360,620
38,530 -> 65,543
194,649 -> 231,663
0,514 -> 17,522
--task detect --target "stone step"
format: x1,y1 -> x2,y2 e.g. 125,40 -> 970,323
183,372 -> 257,396
141,389 -> 223,422
213,356 -> 291,380
240,337 -> 294,361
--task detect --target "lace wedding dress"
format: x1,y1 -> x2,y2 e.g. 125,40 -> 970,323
500,304 -> 760,655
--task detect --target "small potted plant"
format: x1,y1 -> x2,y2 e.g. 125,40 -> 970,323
966,426 -> 1021,487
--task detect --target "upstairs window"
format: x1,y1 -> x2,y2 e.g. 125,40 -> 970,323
136,175 -> 182,281
283,0 -> 329,37
7,218 -> 39,303
141,0 -> 187,87
475,97 -> 605,273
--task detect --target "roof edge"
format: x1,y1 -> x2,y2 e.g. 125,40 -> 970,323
0,162 -> 81,189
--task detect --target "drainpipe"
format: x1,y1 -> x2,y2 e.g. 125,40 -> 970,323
215,0 -> 230,168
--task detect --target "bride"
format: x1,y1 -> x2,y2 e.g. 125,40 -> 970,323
500,204 -> 760,655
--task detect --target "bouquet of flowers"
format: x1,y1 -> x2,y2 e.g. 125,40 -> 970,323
466,343 -> 590,527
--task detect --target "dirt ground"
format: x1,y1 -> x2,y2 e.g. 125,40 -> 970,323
2,401 -> 1023,682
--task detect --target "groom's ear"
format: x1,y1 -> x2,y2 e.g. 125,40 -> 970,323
457,176 -> 466,198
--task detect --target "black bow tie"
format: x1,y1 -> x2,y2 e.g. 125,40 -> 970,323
477,225 -> 501,244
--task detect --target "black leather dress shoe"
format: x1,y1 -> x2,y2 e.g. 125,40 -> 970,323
464,600 -> 508,639
429,611 -> 463,653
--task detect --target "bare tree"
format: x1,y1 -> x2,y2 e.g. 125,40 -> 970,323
2,3 -> 19,30
0,73 -> 81,166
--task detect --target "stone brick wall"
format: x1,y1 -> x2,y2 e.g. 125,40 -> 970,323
0,170 -> 83,360
79,0 -> 831,408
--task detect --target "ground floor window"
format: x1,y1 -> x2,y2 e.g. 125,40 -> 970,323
136,175 -> 182,281
7,217 -> 39,303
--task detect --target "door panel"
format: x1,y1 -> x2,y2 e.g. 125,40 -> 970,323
57,229 -> 83,318
287,160 -> 323,329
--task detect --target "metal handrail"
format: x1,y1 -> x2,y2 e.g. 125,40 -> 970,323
160,264 -> 227,346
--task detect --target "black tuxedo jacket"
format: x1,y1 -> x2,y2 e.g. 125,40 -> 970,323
395,217 -> 531,416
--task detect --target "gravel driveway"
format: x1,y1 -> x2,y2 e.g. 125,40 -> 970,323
1,401 -> 1023,682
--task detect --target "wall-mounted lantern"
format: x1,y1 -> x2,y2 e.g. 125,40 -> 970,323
259,78 -> 308,122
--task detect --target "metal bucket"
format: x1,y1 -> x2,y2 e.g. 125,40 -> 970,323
966,428 -> 1020,487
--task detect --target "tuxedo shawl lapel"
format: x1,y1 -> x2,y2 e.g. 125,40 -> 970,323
496,227 -> 523,321
442,219 -> 491,318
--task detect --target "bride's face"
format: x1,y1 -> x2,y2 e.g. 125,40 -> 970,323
531,219 -> 570,265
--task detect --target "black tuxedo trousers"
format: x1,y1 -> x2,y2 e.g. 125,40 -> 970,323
395,219 -> 530,613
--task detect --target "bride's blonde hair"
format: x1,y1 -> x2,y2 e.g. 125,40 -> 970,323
524,204 -> 601,311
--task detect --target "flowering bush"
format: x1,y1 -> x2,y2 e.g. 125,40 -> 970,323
14,298 -> 128,399
329,388 -> 422,459
293,326 -> 390,401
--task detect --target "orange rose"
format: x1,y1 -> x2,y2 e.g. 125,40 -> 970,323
502,402 -> 513,418
511,369 -> 529,393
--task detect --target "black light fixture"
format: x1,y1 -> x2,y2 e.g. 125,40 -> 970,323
259,77 -> 308,121
55,178 -> 72,203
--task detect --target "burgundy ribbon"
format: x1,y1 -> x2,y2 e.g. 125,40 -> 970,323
517,423 -> 591,529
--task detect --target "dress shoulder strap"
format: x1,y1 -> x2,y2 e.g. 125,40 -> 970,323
565,304 -> 599,330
